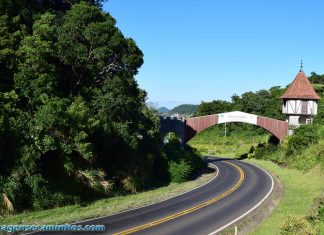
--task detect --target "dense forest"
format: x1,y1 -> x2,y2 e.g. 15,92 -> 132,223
0,0 -> 204,214
195,86 -> 285,120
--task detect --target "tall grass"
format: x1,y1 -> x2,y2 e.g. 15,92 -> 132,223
0,193 -> 14,216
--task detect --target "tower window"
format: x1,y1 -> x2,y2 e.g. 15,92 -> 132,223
301,101 -> 308,114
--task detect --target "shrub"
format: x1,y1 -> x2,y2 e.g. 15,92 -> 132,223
164,132 -> 206,183
168,160 -> 192,183
247,141 -> 278,160
186,148 -> 206,174
32,191 -> 78,211
280,216 -> 314,235
164,132 -> 181,145
293,156 -> 319,172
121,176 -> 140,194
306,196 -> 324,224
1,171 -> 30,212
284,125 -> 319,156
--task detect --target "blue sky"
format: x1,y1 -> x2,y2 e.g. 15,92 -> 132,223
103,0 -> 324,109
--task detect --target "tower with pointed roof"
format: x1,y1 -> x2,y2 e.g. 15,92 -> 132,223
280,65 -> 320,128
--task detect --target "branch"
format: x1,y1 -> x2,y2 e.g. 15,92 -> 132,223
88,41 -> 94,61
92,58 -> 124,84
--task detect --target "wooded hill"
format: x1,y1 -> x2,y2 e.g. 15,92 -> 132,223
0,1 -> 205,215
168,104 -> 199,116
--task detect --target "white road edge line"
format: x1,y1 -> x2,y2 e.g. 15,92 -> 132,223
207,161 -> 275,235
24,163 -> 219,235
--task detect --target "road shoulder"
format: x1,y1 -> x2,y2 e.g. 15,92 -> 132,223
219,161 -> 284,235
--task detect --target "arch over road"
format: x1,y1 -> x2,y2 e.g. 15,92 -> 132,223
186,111 -> 288,142
160,111 -> 289,147
160,116 -> 186,147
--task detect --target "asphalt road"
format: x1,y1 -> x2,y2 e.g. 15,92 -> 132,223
31,158 -> 274,235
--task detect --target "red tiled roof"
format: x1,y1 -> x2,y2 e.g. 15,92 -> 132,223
280,70 -> 320,100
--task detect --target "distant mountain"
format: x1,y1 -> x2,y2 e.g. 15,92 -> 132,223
158,107 -> 170,113
168,104 -> 199,115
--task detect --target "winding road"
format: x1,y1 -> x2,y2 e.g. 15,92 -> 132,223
38,158 -> 274,235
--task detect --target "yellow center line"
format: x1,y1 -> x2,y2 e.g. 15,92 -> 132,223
113,161 -> 245,235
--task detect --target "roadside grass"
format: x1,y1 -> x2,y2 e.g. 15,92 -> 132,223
188,124 -> 268,158
244,159 -> 324,235
0,170 -> 215,225
265,139 -> 324,173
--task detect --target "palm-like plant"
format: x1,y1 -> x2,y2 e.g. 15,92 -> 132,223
0,178 -> 14,216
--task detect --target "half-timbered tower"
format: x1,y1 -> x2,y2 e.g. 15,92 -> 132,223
280,69 -> 320,127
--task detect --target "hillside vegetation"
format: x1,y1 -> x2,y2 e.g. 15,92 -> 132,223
168,104 -> 199,116
0,1 -> 205,216
194,86 -> 285,120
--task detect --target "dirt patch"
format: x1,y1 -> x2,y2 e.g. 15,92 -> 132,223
220,170 -> 284,235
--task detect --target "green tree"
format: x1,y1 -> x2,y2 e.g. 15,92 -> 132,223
0,2 -> 165,212
196,100 -> 233,116
309,72 -> 324,85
